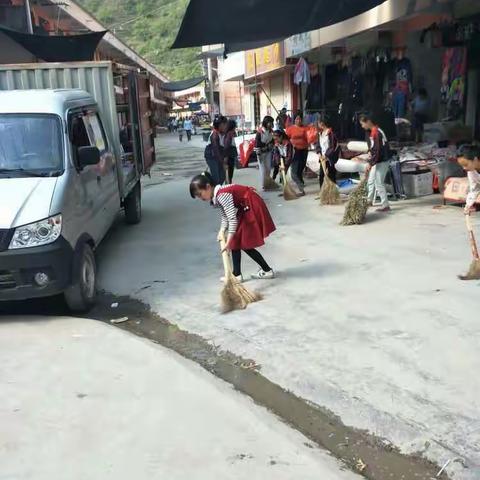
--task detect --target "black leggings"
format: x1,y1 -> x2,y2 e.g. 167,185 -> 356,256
232,249 -> 271,276
319,159 -> 337,188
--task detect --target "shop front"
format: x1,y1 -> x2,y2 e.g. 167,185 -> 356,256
281,1 -> 480,206
244,42 -> 292,128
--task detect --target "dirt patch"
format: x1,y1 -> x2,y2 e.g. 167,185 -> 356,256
88,292 -> 451,480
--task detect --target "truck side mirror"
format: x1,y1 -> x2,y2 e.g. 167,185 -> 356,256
78,146 -> 100,168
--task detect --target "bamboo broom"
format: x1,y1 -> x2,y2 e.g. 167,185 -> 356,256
319,155 -> 340,205
219,236 -> 262,313
341,174 -> 369,226
280,158 -> 298,201
458,214 -> 480,280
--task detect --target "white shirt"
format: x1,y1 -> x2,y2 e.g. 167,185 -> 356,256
466,170 -> 480,208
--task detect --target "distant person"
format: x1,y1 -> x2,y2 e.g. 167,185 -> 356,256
223,119 -> 238,183
204,115 -> 228,184
412,88 -> 429,142
178,118 -> 184,142
315,116 -> 340,190
172,118 -> 178,133
184,117 -> 193,141
286,112 -> 309,196
359,113 -> 391,212
276,107 -> 288,131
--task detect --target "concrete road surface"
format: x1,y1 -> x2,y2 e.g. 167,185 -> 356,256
0,316 -> 361,480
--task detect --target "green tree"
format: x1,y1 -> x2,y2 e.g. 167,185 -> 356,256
78,0 -> 203,80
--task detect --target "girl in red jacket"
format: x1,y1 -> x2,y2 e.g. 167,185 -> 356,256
190,172 -> 276,281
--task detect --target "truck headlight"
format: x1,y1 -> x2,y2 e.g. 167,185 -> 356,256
9,214 -> 62,250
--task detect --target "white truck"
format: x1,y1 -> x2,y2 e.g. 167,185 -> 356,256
0,61 -> 156,311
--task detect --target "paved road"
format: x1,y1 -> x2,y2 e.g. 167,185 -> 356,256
0,316 -> 361,480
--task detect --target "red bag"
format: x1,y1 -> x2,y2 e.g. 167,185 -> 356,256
239,138 -> 256,168
306,126 -> 318,145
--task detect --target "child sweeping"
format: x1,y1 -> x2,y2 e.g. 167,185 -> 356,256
190,172 -> 276,281
272,130 -> 293,182
457,145 -> 480,214
254,116 -> 277,191
457,145 -> 480,280
315,116 -> 340,189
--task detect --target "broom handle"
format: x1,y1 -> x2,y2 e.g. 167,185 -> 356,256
280,157 -> 288,185
319,155 -> 328,176
465,214 -> 480,260
219,235 -> 232,278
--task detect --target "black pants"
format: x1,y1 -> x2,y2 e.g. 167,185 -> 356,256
272,164 -> 280,181
186,130 -> 192,141
292,149 -> 308,186
232,249 -> 271,276
227,156 -> 236,183
319,159 -> 337,188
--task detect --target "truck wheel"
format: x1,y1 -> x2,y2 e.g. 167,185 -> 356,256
125,181 -> 142,224
64,243 -> 96,313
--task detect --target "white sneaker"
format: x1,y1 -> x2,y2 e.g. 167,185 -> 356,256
251,269 -> 275,280
220,274 -> 243,283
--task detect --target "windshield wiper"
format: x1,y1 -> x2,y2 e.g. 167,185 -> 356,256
0,168 -> 56,177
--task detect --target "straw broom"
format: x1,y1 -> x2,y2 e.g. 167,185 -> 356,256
263,175 -> 280,191
319,155 -> 340,205
458,214 -> 480,280
280,158 -> 298,201
341,174 -> 369,226
219,236 -> 262,313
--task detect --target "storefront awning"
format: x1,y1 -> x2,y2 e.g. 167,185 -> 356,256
172,0 -> 388,51
0,26 -> 106,62
162,76 -> 206,92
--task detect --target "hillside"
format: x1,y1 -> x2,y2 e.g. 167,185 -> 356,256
77,0 -> 202,80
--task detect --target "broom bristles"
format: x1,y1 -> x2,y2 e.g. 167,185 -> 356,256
458,259 -> 480,281
320,178 -> 341,205
221,274 -> 263,313
283,181 -> 298,201
341,177 -> 369,226
263,176 -> 280,191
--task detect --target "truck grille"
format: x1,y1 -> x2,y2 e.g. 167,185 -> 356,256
0,229 -> 12,252
0,270 -> 16,290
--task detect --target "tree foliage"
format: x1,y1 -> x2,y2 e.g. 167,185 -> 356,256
78,0 -> 202,80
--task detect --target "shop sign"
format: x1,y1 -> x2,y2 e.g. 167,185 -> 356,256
245,43 -> 285,79
288,32 -> 311,57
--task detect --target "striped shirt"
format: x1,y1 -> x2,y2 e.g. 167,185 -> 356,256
213,185 -> 238,234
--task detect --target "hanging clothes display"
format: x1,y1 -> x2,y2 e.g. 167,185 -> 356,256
392,56 -> 412,119
441,47 -> 467,118
305,74 -> 323,111
294,57 -> 311,85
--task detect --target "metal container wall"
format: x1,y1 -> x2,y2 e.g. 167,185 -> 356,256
0,61 -> 122,169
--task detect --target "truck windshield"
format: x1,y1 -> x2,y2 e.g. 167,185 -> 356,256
0,114 -> 63,177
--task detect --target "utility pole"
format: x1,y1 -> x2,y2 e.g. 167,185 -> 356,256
24,0 -> 34,34
207,57 -> 215,121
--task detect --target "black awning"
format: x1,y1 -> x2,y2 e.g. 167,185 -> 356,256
0,26 -> 106,62
163,76 -> 206,92
172,0 -> 388,51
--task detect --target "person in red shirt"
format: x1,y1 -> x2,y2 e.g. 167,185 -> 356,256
286,112 -> 308,196
359,114 -> 391,212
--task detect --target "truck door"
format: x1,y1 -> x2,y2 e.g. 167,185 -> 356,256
127,72 -> 156,174
69,110 -> 118,243
83,112 -> 120,229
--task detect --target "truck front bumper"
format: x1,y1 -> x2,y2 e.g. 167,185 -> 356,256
0,237 -> 74,301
